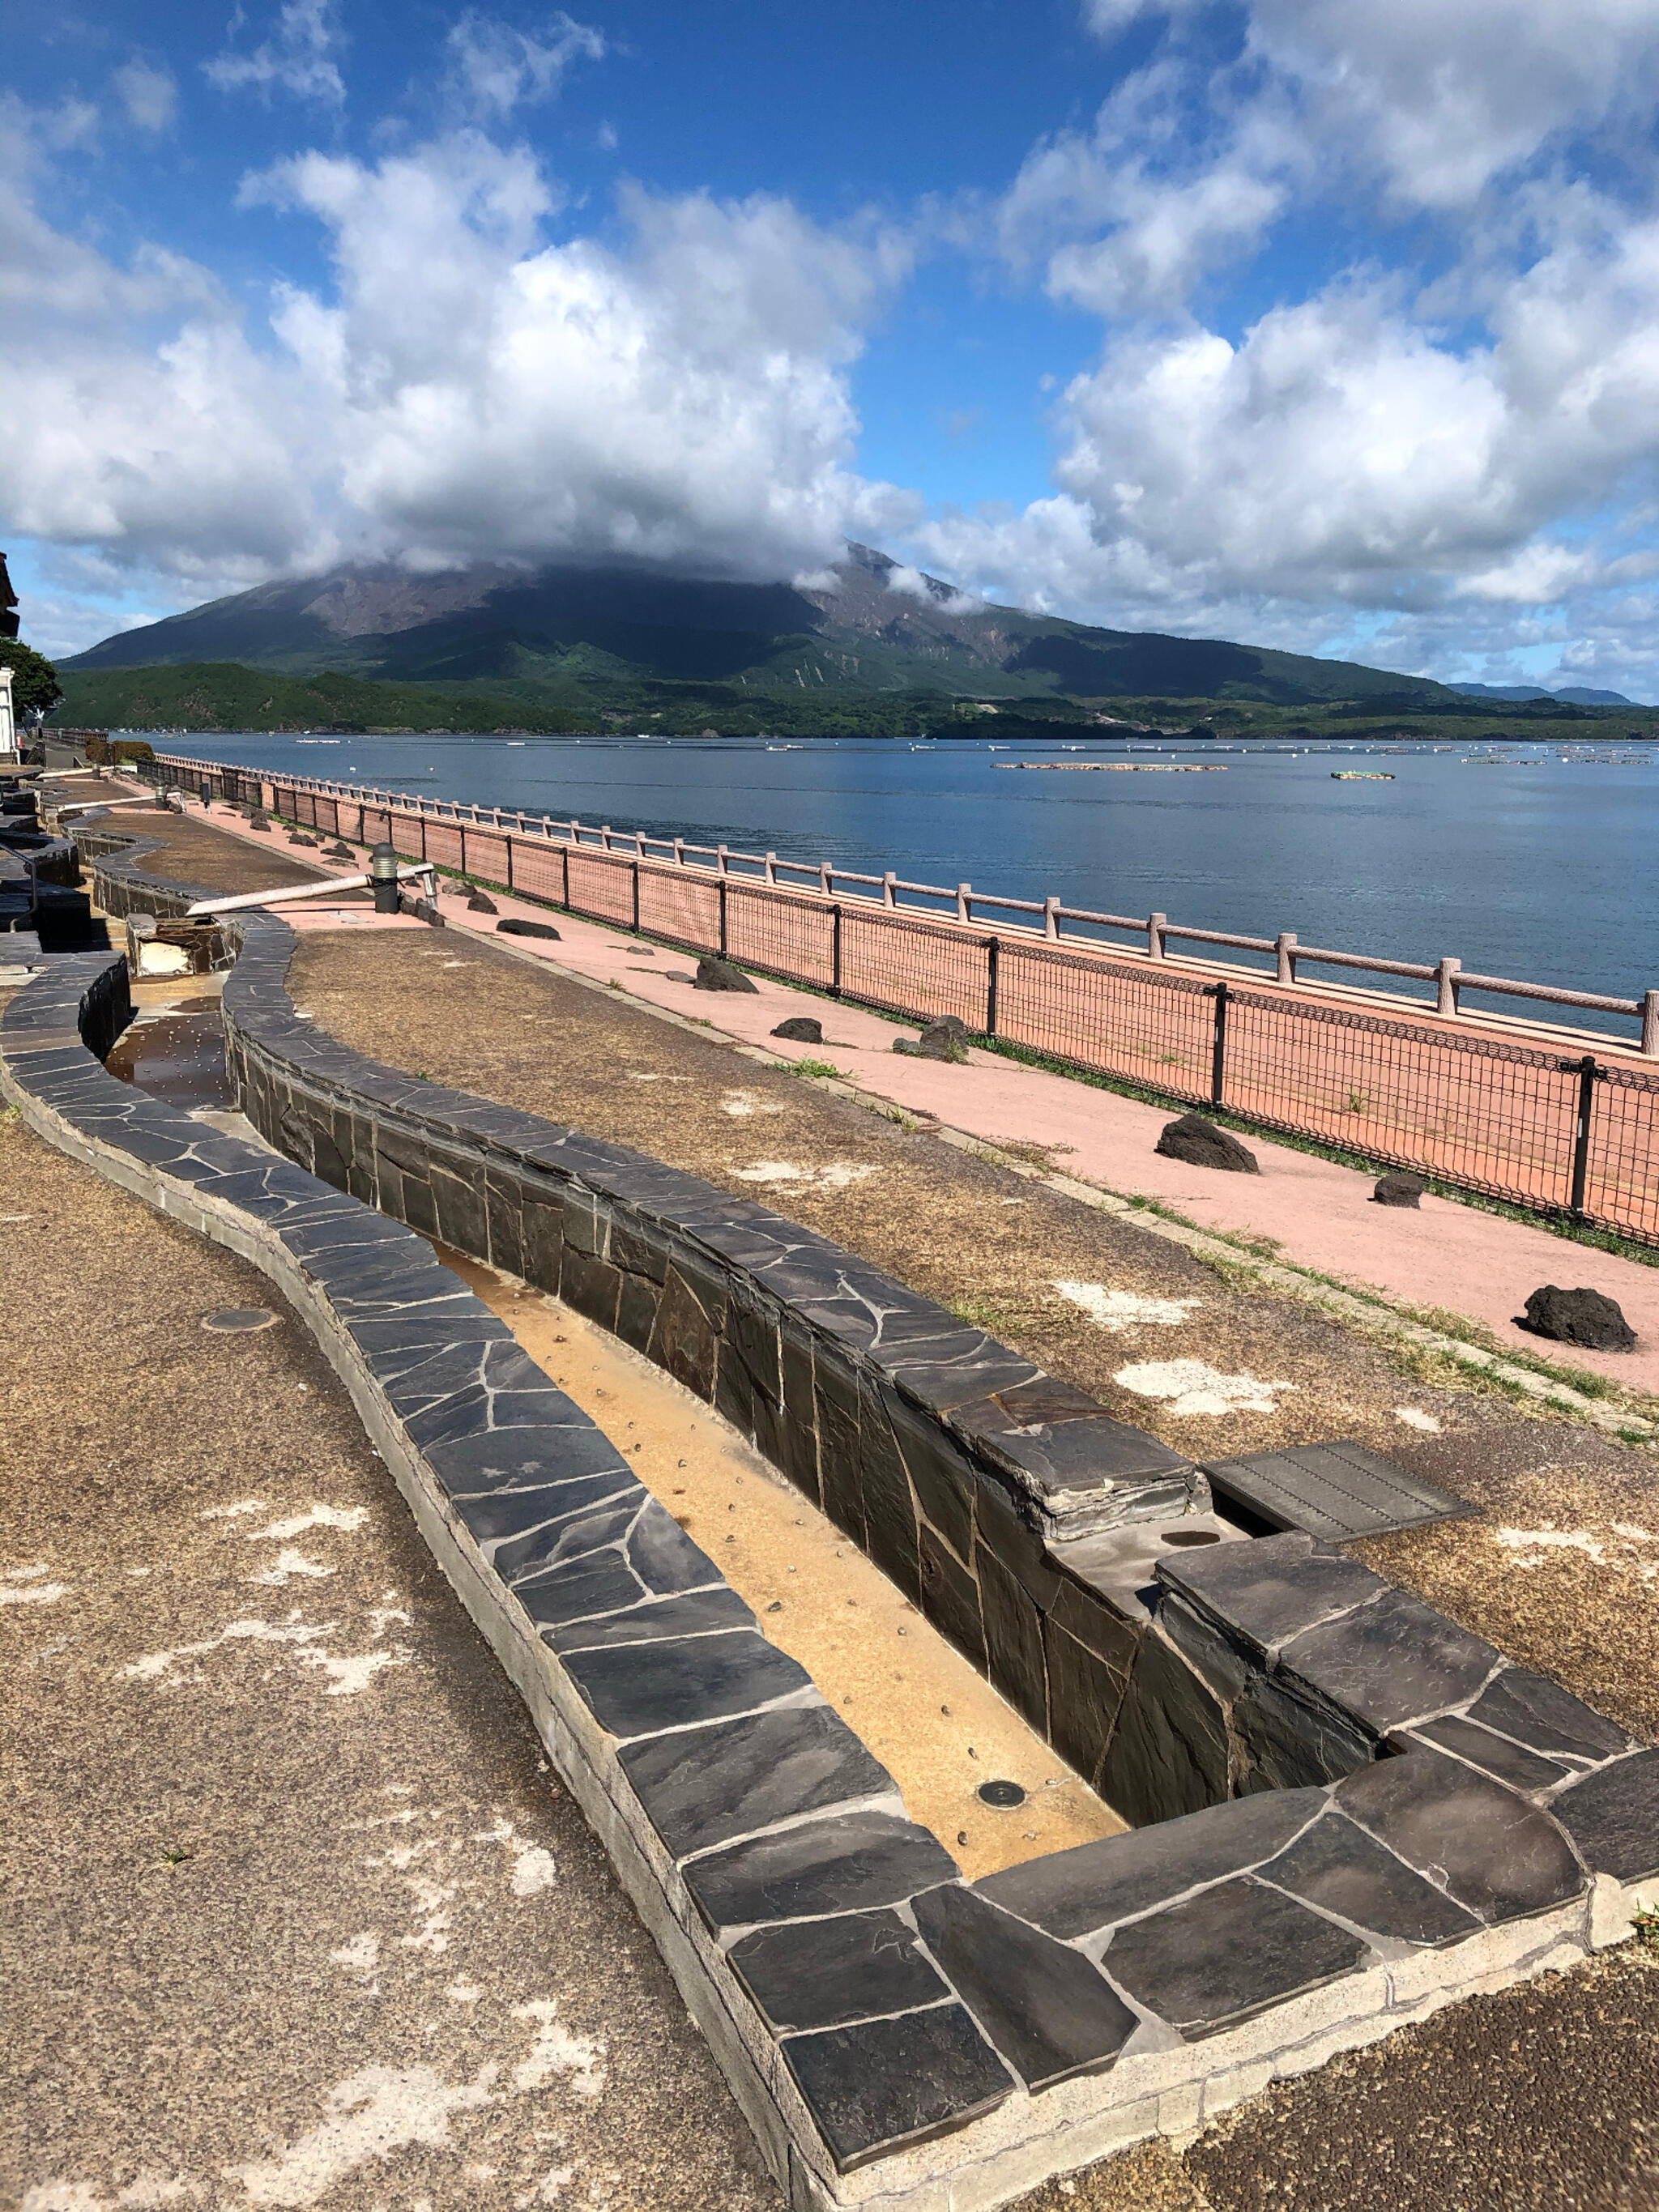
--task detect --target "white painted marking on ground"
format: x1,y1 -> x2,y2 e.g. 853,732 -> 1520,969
471,1818 -> 559,1897
1112,1359 -> 1299,1417
399,1877 -> 458,1954
328,1933 -> 382,1984
225,2063 -> 497,2207
1052,1281 -> 1201,1332
252,1505 -> 370,1542
248,1549 -> 334,1587
733,1161 -> 879,1191
1494,1524 -> 1657,1583
511,1848 -> 558,1898
510,2001 -> 607,2099
198,1500 -> 267,1519
719,1089 -> 784,1118
120,1609 -> 412,1695
1393,1407 -> 1443,1434
2,1565 -> 70,1606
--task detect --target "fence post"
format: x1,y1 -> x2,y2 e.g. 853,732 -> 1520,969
719,877 -> 729,955
831,904 -> 842,995
1276,931 -> 1297,985
1149,911 -> 1167,960
632,860 -> 641,934
1556,1054 -> 1600,1217
883,871 -> 898,909
1209,981 -> 1230,1106
674,837 -> 685,867
1436,957 -> 1461,1016
561,847 -> 570,910
602,825 -> 613,852
506,833 -> 514,891
766,851 -> 778,885
957,883 -> 971,923
820,862 -> 833,898
1044,897 -> 1060,941
1644,990 -> 1658,1057
718,844 -> 729,876
985,936 -> 999,1036
459,825 -> 467,876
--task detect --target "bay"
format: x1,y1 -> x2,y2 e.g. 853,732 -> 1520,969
140,731 -> 1656,1034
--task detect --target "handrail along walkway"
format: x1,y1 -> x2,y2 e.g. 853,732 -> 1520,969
140,750 -> 1659,1248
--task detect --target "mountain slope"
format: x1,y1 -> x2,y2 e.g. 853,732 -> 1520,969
68,543 -> 1461,710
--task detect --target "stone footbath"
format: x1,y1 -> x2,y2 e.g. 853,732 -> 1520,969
2,830 -> 1654,2210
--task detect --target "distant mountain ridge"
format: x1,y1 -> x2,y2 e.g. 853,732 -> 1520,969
68,543 -> 1466,711
1448,680 -> 1640,706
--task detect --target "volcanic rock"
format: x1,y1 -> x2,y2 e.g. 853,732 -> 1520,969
772,1015 -> 823,1043
694,955 -> 758,993
1155,1113 -> 1260,1174
1517,1285 -> 1636,1352
1372,1173 -> 1425,1208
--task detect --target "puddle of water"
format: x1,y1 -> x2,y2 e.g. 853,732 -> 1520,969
105,997 -> 235,1111
431,1242 -> 1128,1878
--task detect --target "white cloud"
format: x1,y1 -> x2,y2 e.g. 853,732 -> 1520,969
114,61 -> 179,134
446,12 -> 605,117
205,0 -> 345,106
0,118 -> 913,627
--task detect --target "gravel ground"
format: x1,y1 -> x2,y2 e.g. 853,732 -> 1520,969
290,926 -> 1659,1737
53,786 -> 332,897
0,1112 -> 778,2212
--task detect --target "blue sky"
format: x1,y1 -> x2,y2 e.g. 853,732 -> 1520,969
6,0 -> 1659,696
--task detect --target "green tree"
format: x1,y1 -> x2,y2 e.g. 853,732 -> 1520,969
5,638 -> 64,720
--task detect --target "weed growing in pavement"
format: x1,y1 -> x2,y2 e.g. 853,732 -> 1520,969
789,1058 -> 843,1080
1633,1907 -> 1659,1954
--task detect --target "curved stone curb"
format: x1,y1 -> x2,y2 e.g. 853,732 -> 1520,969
4,833 -> 1650,2211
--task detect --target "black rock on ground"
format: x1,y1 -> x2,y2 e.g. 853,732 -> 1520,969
1155,1113 -> 1260,1174
694,955 -> 758,993
1373,1172 -> 1426,1208
1518,1285 -> 1637,1352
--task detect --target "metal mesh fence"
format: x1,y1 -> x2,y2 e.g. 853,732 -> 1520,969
149,759 -> 1659,1246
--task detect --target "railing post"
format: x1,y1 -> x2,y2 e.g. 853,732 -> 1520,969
1276,931 -> 1298,985
1436,957 -> 1461,1016
632,859 -> 641,933
883,870 -> 898,909
459,825 -> 467,874
985,936 -> 999,1036
765,851 -> 778,885
820,862 -> 833,898
506,833 -> 514,891
719,877 -> 729,955
674,837 -> 685,868
543,815 -> 555,841
1209,981 -> 1230,1106
1044,897 -> 1060,941
1562,1054 -> 1601,1217
635,830 -> 646,859
1644,990 -> 1659,1058
602,824 -> 613,852
561,846 -> 570,910
831,904 -> 842,995
718,844 -> 730,876
957,882 -> 971,923
1149,911 -> 1167,960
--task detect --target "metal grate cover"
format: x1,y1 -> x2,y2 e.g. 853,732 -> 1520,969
1199,1440 -> 1473,1541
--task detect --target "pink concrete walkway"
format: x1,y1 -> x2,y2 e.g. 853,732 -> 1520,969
198,802 -> 1659,1395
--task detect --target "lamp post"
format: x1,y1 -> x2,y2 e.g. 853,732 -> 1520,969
370,842 -> 401,914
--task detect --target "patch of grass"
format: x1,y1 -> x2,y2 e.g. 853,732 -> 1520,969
949,1293 -> 1013,1336
1633,1907 -> 1659,1954
788,1057 -> 843,1080
158,1844 -> 193,1865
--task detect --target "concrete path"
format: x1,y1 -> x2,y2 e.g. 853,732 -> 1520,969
189,798 -> 1659,1397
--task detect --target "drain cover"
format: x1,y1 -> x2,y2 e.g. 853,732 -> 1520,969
202,1306 -> 278,1333
1200,1441 -> 1471,1541
977,1779 -> 1027,1809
